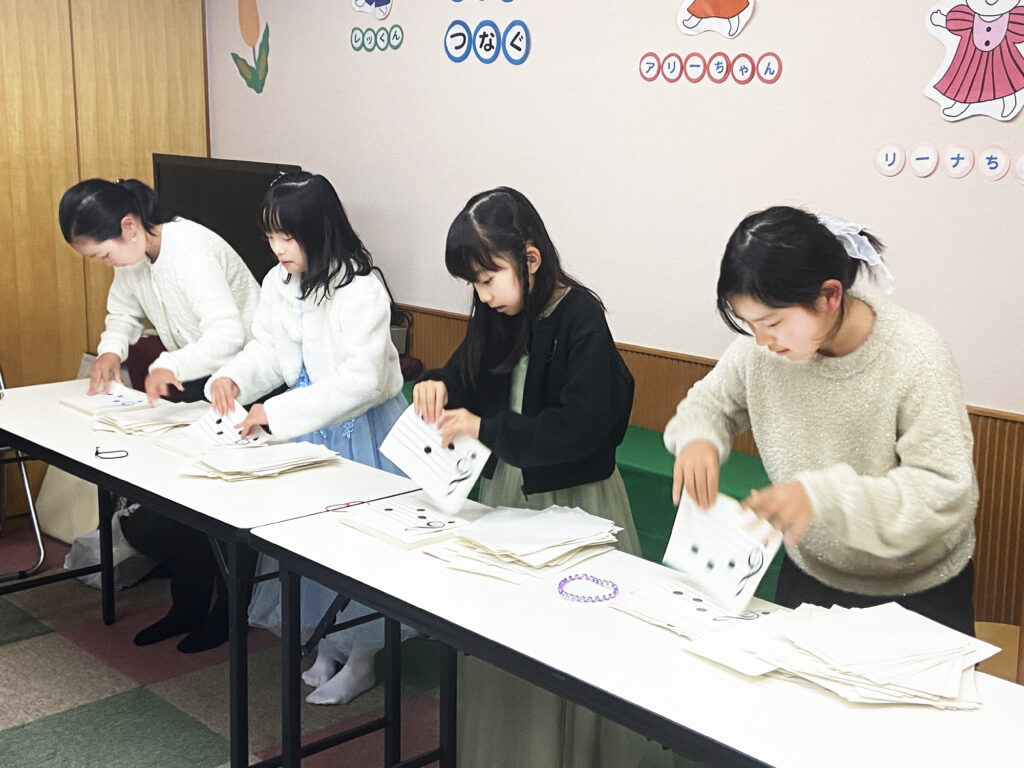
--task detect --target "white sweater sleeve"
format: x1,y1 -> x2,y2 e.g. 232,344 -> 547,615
663,339 -> 752,463
205,277 -> 286,406
262,279 -> 399,441
795,342 -> 977,559
95,272 -> 147,361
149,250 -> 252,382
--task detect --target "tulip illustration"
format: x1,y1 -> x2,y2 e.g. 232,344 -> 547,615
231,0 -> 270,94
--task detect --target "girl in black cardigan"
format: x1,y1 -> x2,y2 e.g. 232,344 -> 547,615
413,187 -> 670,768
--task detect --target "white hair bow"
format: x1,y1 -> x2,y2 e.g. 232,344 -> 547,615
816,212 -> 895,294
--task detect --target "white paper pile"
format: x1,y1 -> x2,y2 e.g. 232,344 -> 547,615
94,400 -> 210,435
427,505 -> 621,583
338,491 -> 483,549
613,578 -> 780,646
662,493 -> 782,613
181,441 -> 339,481
684,602 -> 998,709
60,382 -> 149,415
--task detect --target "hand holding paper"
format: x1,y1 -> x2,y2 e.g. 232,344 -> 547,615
380,404 -> 490,514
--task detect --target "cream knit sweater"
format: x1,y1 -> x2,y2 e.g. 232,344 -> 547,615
664,295 -> 977,596
96,218 -> 260,383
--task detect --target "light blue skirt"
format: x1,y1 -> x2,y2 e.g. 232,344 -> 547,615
248,380 -> 414,656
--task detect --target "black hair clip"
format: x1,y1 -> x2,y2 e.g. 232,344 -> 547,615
95,447 -> 129,460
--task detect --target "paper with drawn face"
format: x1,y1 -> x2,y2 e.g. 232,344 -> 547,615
662,492 -> 782,613
379,404 -> 490,514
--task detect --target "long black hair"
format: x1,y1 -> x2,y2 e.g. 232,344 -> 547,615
58,179 -> 175,244
445,186 -> 601,386
716,205 -> 885,335
260,171 -> 372,303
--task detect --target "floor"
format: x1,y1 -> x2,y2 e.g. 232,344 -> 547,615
0,518 -> 442,768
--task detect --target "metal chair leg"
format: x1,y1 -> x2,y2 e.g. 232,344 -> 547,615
0,449 -> 46,582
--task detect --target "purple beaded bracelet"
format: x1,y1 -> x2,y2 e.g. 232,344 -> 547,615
557,573 -> 619,603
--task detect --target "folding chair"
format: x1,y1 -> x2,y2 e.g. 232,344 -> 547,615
0,363 -> 45,582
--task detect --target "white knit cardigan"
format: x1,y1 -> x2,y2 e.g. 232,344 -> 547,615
207,264 -> 402,441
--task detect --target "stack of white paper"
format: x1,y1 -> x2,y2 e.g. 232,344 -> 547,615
684,602 -> 998,709
94,400 -> 210,435
662,492 -> 782,613
338,491 -> 483,549
613,578 -> 780,645
181,441 -> 339,481
427,505 -> 621,583
60,382 -> 149,415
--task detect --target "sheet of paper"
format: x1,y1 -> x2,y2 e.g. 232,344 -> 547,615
60,381 -> 149,415
662,492 -> 782,613
379,404 -> 490,514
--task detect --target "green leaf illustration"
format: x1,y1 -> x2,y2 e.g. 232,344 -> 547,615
231,24 -> 269,94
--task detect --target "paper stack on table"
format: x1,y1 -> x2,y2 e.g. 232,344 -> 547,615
60,381 -> 149,416
338,491 -> 483,549
613,577 -> 780,645
94,400 -> 210,435
180,441 -> 339,481
683,602 -> 998,709
426,505 -> 621,583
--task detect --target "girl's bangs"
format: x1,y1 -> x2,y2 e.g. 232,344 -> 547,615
260,192 -> 300,236
445,218 -> 505,283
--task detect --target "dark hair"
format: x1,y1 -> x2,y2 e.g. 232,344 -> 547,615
716,205 -> 885,335
58,179 -> 175,244
445,186 -> 602,385
260,171 -> 372,303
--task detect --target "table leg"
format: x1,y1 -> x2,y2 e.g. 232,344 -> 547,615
439,644 -> 457,768
227,541 -> 250,768
97,487 -> 116,625
384,617 -> 401,767
281,566 -> 302,768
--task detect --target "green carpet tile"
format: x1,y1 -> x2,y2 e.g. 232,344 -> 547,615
0,597 -> 52,647
0,687 -> 229,768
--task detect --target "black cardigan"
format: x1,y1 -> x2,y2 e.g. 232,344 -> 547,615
418,289 -> 634,495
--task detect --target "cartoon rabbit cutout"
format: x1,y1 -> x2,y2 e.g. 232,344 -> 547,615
678,0 -> 754,39
927,1 -> 1024,121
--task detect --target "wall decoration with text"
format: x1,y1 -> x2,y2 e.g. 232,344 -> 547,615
926,1 -> 1024,122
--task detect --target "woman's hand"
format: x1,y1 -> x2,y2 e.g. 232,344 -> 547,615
413,380 -> 448,424
672,440 -> 720,508
235,403 -> 267,438
435,408 -> 480,447
209,377 -> 241,415
144,368 -> 183,403
87,352 -> 123,395
743,482 -> 813,544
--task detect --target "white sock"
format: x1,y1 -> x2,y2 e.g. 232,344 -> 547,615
301,638 -> 342,688
305,647 -> 376,705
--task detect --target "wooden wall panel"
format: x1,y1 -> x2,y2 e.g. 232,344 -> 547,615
0,0 -> 87,515
70,0 -> 209,351
404,305 -> 1024,625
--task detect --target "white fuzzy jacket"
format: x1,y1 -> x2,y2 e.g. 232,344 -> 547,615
207,264 -> 402,441
664,295 -> 977,597
96,218 -> 261,382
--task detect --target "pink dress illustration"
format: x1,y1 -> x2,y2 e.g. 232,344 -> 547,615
928,1 -> 1024,120
678,0 -> 753,38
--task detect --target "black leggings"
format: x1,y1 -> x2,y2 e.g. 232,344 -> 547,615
774,554 -> 976,637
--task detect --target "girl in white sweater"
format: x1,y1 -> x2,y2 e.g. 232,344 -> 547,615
208,171 -> 408,704
665,206 -> 977,635
59,179 -> 261,653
